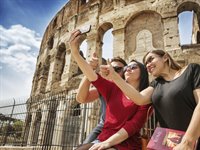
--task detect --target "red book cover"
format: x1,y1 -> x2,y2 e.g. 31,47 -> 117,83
147,127 -> 186,150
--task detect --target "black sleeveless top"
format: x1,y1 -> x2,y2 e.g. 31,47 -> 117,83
150,63 -> 200,131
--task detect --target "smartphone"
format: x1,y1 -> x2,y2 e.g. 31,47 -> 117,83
80,25 -> 91,34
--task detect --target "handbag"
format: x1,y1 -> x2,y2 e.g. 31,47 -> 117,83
141,106 -> 154,150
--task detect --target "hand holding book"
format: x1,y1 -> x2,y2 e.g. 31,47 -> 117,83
147,127 -> 197,150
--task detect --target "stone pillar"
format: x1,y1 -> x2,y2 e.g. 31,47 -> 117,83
51,100 -> 66,149
37,104 -> 48,145
163,16 -> 180,51
45,62 -> 55,92
112,27 -> 126,59
27,110 -> 36,145
60,15 -> 79,88
87,32 -> 100,59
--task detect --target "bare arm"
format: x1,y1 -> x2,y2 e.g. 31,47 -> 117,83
76,53 -> 100,103
89,128 -> 128,150
76,76 -> 99,103
68,30 -> 97,81
174,88 -> 200,150
100,61 -> 153,105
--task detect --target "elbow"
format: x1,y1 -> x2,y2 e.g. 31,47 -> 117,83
76,94 -> 86,104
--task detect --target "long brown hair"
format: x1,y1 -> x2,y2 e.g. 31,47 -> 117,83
143,50 -> 182,70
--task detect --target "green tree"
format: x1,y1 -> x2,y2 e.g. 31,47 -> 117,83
13,120 -> 24,137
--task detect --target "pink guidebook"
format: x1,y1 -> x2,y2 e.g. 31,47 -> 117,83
147,127 -> 196,150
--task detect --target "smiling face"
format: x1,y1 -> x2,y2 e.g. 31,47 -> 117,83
144,52 -> 167,77
124,62 -> 141,82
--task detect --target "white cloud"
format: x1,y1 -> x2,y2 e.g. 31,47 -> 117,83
0,24 -> 41,74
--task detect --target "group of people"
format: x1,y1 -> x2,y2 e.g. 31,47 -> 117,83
69,29 -> 200,150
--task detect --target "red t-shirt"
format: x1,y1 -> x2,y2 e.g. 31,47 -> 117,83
92,74 -> 150,150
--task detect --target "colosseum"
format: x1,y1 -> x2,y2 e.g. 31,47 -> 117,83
21,0 -> 200,149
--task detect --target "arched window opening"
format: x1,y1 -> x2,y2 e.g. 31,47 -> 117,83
178,11 -> 193,45
53,17 -> 57,29
80,40 -> 87,59
55,42 -> 66,82
102,29 -> 113,60
177,2 -> 200,45
47,36 -> 54,49
80,0 -> 89,5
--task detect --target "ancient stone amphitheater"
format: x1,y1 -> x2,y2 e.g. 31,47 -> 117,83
17,0 -> 200,149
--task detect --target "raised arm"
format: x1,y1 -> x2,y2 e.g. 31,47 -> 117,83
174,88 -> 200,150
76,53 -> 100,103
100,61 -> 153,105
68,30 -> 97,81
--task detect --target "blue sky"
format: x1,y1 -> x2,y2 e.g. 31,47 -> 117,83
0,0 -> 68,102
0,0 -> 193,102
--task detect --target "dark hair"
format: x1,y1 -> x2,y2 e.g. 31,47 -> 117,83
111,56 -> 127,66
130,59 -> 149,91
102,57 -> 107,65
143,50 -> 182,70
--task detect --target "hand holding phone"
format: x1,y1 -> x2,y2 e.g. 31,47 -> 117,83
80,25 -> 91,34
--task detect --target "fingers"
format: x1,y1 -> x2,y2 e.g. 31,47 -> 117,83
68,30 -> 81,42
89,143 -> 104,150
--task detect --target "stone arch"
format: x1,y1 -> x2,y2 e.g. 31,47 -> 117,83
38,55 -> 51,94
47,35 -> 54,49
124,11 -> 164,61
53,42 -> 66,84
80,0 -> 89,5
177,2 -> 200,44
97,22 -> 113,59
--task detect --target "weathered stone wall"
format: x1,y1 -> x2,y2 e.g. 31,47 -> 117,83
30,0 -> 200,96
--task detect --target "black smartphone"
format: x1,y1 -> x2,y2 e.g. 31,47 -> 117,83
80,25 -> 91,34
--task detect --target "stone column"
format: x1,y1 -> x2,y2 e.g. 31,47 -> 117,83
163,16 -> 180,51
27,109 -> 36,145
51,100 -> 66,149
37,104 -> 48,145
112,27 -> 126,59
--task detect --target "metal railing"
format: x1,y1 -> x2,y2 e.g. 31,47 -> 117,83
0,91 -> 100,150
0,91 -> 156,150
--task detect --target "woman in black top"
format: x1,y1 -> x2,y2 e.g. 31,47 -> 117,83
107,50 -> 200,150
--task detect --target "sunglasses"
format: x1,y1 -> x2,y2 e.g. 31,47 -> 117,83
124,64 -> 138,71
113,66 -> 124,73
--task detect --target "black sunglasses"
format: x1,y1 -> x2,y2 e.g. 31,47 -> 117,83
113,66 -> 124,73
124,64 -> 138,71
